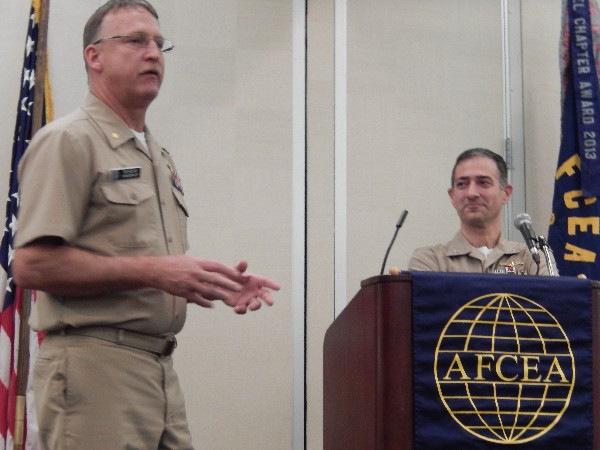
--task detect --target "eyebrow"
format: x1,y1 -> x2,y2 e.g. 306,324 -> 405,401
455,175 -> 494,184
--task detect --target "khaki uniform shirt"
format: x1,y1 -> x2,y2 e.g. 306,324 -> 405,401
408,231 -> 554,276
15,94 -> 189,335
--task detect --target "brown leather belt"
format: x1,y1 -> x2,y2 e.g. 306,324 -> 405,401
57,326 -> 177,357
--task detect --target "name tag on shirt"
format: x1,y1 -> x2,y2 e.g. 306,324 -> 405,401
108,167 -> 141,181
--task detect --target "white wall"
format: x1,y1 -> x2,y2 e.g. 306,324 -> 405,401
346,0 -> 504,292
522,0 -> 562,236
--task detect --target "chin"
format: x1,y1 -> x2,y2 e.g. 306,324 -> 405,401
139,89 -> 160,103
462,214 -> 486,226
138,81 -> 161,97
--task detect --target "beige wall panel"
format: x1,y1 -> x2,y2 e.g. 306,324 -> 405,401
152,2 -> 294,449
522,0 -> 562,237
307,2 -> 336,449
346,0 -> 504,294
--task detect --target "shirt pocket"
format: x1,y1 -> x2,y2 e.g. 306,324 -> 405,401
98,182 -> 159,248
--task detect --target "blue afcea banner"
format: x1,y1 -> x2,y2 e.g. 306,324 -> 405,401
411,272 -> 593,450
548,0 -> 600,278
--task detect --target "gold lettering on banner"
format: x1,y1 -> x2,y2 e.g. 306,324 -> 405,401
442,353 -> 567,384
564,190 -> 597,208
522,356 -> 542,382
553,155 -> 599,263
545,357 -> 569,383
496,354 -> 519,382
443,354 -> 469,380
555,154 -> 581,179
474,354 -> 494,380
567,216 -> 600,235
564,243 -> 597,262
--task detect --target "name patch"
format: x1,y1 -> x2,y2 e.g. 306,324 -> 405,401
108,167 -> 141,181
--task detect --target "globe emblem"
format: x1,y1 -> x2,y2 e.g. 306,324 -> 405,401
434,293 -> 575,444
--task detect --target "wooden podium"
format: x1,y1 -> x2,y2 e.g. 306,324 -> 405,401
323,274 -> 600,449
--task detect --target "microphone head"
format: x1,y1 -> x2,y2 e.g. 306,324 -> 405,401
396,210 -> 408,228
513,213 -> 533,229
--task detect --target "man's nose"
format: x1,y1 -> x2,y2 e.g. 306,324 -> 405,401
466,183 -> 480,197
145,41 -> 162,57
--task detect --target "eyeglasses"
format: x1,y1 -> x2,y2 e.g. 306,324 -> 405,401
92,33 -> 174,53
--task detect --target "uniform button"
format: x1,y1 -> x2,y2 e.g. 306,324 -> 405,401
168,237 -> 173,243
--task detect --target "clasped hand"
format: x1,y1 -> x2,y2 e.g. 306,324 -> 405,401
161,257 -> 280,314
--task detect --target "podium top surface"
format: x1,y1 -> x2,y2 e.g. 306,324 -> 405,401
361,272 -> 600,289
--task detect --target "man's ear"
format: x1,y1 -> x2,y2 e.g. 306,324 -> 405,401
503,183 -> 513,203
448,187 -> 458,209
84,45 -> 101,72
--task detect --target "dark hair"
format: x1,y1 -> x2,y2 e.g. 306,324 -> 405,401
451,148 -> 509,188
83,0 -> 159,48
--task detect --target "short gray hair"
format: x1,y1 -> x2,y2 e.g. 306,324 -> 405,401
83,0 -> 159,48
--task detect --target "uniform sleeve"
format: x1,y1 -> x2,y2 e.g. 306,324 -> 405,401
15,125 -> 93,247
408,246 -> 441,271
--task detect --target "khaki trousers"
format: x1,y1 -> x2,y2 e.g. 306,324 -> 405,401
34,333 -> 194,450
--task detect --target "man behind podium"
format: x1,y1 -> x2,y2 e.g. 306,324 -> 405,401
408,148 -> 554,275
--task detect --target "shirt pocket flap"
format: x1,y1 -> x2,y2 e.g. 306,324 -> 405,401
100,182 -> 154,206
171,187 -> 189,217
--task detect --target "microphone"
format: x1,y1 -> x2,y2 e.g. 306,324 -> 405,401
380,210 -> 408,276
513,213 -> 541,265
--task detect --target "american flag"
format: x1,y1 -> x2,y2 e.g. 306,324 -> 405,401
1,2 -> 50,449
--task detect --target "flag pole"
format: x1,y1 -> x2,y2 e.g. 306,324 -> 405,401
32,0 -> 50,134
14,1 -> 50,448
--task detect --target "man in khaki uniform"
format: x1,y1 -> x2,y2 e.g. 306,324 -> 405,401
12,1 -> 279,448
408,148 -> 554,275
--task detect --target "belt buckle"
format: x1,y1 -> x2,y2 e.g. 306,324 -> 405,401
163,335 -> 177,356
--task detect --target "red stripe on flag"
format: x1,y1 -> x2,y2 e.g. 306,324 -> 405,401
0,301 -> 15,445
